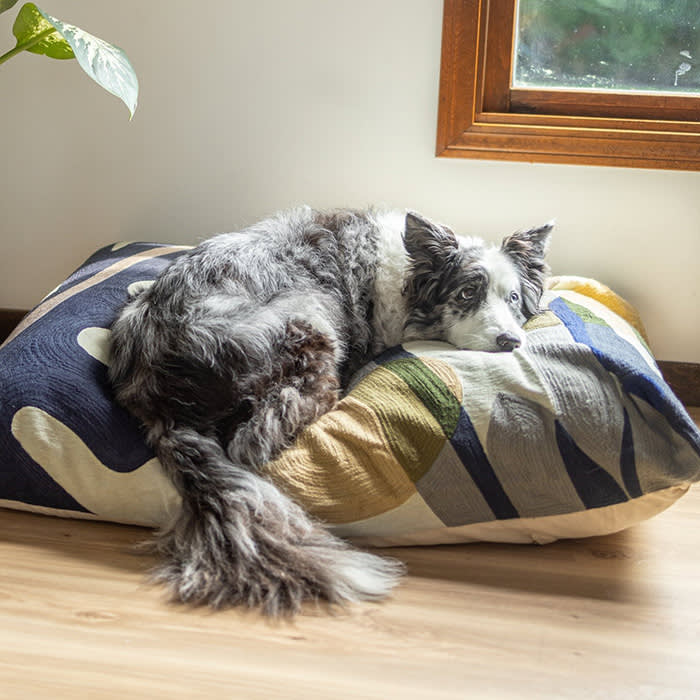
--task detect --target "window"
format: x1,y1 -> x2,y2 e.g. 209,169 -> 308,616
436,0 -> 700,170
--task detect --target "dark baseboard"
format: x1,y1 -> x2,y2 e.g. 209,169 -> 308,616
0,308 -> 27,344
657,361 -> 700,408
1,306 -> 699,406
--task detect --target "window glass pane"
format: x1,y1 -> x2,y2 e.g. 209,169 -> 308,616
513,0 -> 700,93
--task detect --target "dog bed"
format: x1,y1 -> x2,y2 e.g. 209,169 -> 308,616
1,242 -> 699,546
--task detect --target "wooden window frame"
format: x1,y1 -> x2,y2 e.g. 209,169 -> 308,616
436,0 -> 700,170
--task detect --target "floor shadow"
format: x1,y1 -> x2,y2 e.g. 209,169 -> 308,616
0,507 -> 154,576
374,530 -> 639,602
2,507 -> 642,605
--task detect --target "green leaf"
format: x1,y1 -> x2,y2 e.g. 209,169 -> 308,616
12,3 -> 74,59
0,0 -> 20,15
10,3 -> 139,118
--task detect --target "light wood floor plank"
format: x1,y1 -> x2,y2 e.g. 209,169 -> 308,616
1,408 -> 699,699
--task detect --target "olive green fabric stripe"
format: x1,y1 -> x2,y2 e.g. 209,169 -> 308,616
382,358 -> 462,437
560,296 -> 653,356
350,357 -> 462,484
351,366 -> 447,483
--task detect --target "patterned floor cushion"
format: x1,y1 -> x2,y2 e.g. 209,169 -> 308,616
1,243 -> 699,546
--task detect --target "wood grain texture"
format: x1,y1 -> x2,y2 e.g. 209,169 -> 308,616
436,0 -> 479,155
480,0 -> 516,113
436,0 -> 700,170
510,87 -> 700,122
0,407 -> 698,699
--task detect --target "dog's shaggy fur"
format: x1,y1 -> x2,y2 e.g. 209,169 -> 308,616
109,208 -> 551,614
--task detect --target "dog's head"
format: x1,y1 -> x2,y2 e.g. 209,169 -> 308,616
402,212 -> 552,352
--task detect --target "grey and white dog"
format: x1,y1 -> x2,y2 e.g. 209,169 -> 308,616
109,207 -> 551,614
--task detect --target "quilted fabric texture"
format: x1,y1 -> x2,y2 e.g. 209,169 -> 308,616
0,243 -> 188,526
1,243 -> 699,547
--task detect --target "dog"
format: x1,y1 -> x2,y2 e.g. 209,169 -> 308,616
109,207 -> 552,614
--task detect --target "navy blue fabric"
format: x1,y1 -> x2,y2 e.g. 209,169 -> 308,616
1,243 -> 697,527
0,243 -> 188,513
555,421 -> 629,509
378,349 -> 518,521
50,242 -> 179,300
620,408 -> 642,499
450,409 -> 519,521
549,296 -> 700,459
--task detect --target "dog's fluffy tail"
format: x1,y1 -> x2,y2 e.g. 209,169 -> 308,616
148,427 -> 404,615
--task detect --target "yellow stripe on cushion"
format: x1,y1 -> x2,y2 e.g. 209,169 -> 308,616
547,275 -> 649,342
265,357 -> 462,525
351,365 -> 450,483
524,310 -> 561,332
263,392 -> 417,524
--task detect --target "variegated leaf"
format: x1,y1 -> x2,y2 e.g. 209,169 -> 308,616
37,7 -> 138,118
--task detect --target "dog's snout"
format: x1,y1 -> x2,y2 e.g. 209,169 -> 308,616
496,332 -> 521,352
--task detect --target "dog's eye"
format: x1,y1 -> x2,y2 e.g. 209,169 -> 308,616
509,291 -> 520,304
458,288 -> 472,302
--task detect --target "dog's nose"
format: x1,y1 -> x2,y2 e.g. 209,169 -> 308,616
496,332 -> 522,352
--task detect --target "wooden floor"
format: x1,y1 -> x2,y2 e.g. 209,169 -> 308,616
1,408 -> 699,699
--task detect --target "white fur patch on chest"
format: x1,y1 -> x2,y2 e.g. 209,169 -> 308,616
370,211 -> 409,350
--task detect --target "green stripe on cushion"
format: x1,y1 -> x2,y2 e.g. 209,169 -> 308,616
559,297 -> 608,327
350,358 -> 460,483
560,296 -> 652,354
383,357 -> 462,437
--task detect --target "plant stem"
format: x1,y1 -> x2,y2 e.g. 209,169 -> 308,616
0,27 -> 56,66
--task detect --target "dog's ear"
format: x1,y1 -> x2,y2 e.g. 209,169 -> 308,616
501,221 -> 553,319
402,212 -> 460,314
501,221 -> 552,263
403,212 -> 458,265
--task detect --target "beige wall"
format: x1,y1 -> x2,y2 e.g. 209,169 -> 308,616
2,1 -> 699,361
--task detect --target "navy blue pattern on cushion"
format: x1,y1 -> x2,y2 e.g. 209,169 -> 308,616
550,295 -> 700,454
0,243 -> 189,514
0,243 -> 698,543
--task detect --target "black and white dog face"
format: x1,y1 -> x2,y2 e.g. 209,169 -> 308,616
402,212 -> 552,352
